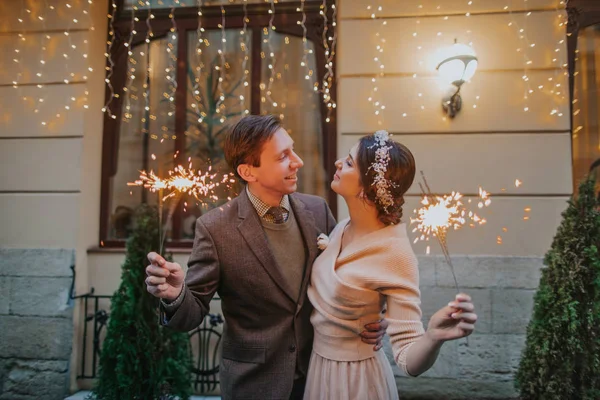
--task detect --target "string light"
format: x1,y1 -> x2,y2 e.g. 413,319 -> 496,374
265,0 -> 278,109
60,0 -> 82,117
504,2 -> 567,117
8,1 -> 96,129
162,1 -> 179,139
13,0 -> 25,90
31,3 -> 50,126
122,4 -> 136,121
62,2 -> 74,86
216,5 -> 227,124
278,38 -> 289,123
367,3 -> 387,125
321,0 -> 337,123
101,1 -> 117,119
298,0 -> 312,89
83,0 -> 94,110
192,0 -> 204,124
412,7 -> 428,111
239,0 -> 250,115
141,2 -> 154,137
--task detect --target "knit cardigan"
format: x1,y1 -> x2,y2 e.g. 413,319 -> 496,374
307,218 -> 425,375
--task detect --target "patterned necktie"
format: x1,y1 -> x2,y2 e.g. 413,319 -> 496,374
266,206 -> 285,224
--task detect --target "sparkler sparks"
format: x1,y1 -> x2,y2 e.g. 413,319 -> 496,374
128,164 -> 236,203
410,172 -> 492,294
128,164 -> 236,253
410,186 -> 490,247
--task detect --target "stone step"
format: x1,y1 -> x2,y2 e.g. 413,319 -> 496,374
65,391 -> 221,400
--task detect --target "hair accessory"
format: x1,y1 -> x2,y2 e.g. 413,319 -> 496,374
368,130 -> 395,212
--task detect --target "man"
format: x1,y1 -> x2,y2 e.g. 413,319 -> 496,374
145,115 -> 387,399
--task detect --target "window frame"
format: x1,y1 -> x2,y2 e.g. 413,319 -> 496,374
99,0 -> 338,248
566,0 -> 600,191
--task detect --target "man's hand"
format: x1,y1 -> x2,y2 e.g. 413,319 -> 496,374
360,318 -> 389,351
146,252 -> 185,301
426,293 -> 477,342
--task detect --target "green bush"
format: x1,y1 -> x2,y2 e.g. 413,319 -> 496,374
91,204 -> 192,400
516,178 -> 600,399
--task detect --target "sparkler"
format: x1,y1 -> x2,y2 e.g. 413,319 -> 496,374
411,171 -> 492,346
128,163 -> 236,254
410,171 -> 491,293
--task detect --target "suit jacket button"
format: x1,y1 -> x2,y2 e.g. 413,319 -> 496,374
289,345 -> 296,353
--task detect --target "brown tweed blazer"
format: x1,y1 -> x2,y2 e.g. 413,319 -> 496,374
162,189 -> 336,399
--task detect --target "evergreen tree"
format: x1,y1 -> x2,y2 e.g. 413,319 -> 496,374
515,178 -> 600,399
92,204 -> 192,400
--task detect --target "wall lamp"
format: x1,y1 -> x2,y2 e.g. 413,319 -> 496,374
436,39 -> 478,118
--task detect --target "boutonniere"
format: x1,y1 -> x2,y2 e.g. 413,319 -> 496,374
317,233 -> 330,250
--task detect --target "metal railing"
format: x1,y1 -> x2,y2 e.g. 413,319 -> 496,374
70,266 -> 223,394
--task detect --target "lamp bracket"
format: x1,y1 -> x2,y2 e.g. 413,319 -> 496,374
442,86 -> 462,118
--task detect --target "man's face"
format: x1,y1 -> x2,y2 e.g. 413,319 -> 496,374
247,128 -> 304,201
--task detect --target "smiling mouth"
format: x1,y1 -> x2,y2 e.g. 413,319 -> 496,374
285,174 -> 297,180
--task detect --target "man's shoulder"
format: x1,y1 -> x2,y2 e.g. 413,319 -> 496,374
197,196 -> 240,227
291,192 -> 327,209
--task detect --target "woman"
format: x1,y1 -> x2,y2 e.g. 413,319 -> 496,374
304,130 -> 477,399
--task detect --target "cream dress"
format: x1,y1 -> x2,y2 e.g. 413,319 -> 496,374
304,219 -> 425,400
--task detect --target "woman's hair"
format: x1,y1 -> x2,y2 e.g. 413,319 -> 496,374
224,115 -> 282,181
356,134 -> 416,225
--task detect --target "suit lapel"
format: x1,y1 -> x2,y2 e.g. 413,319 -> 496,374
237,190 -> 297,304
289,194 -> 319,311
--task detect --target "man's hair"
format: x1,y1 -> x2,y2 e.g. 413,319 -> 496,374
224,115 -> 282,181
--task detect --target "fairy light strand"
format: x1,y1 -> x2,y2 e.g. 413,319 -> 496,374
102,1 -> 117,117
366,3 -> 387,125
553,2 -> 568,106
141,3 -> 154,136
321,0 -> 337,123
163,1 -> 179,139
101,1 -> 117,119
63,2 -> 74,86
60,1 -> 75,120
298,0 -> 314,90
82,0 -> 94,111
239,0 -> 250,116
122,4 -> 136,121
192,0 -> 204,124
35,1 -> 52,126
216,5 -> 227,124
13,0 -> 25,90
327,0 -> 338,118
504,3 -> 566,118
265,0 -> 278,109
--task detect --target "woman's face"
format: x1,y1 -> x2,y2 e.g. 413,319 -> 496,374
331,143 -> 363,198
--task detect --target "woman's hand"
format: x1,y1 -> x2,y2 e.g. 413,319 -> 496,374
426,293 -> 477,342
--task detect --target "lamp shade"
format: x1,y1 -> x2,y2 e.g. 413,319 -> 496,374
436,42 -> 478,87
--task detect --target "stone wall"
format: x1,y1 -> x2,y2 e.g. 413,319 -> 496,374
0,249 -> 75,400
381,255 -> 542,400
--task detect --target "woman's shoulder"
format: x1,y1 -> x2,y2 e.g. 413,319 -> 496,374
365,225 -> 419,274
329,218 -> 350,239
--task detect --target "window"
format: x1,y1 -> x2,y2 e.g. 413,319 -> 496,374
566,2 -> 600,193
100,0 -> 337,246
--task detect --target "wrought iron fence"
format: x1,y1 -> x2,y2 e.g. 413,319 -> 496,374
70,266 -> 224,394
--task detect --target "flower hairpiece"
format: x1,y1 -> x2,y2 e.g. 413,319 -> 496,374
368,130 -> 396,213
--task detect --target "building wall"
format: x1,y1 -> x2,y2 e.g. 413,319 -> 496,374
0,0 -> 107,398
336,0 -> 570,398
